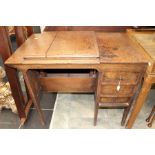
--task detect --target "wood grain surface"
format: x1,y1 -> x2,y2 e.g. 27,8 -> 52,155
5,31 -> 150,65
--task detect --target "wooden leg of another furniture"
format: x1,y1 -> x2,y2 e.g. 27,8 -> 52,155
126,76 -> 152,129
121,96 -> 136,126
146,105 -> 155,122
147,115 -> 155,128
121,107 -> 131,126
23,71 -> 45,126
146,105 -> 155,127
94,102 -> 98,126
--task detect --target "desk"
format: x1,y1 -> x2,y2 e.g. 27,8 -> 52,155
5,31 -> 150,127
126,29 -> 155,128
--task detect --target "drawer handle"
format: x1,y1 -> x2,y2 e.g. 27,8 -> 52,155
116,76 -> 121,91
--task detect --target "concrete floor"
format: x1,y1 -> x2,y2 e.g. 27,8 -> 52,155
51,91 -> 155,129
0,93 -> 56,129
0,89 -> 154,129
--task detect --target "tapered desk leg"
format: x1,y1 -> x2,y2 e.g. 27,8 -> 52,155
22,70 -> 45,126
126,76 -> 152,128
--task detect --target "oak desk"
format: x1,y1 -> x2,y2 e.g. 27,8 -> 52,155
126,29 -> 155,128
5,31 -> 150,127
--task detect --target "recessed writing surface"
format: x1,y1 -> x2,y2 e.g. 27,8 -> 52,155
46,31 -> 99,58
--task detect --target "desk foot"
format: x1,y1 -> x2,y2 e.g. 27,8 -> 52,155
23,70 -> 45,126
18,118 -> 26,129
126,76 -> 152,129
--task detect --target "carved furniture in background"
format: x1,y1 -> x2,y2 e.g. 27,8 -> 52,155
0,66 -> 17,113
0,27 -> 25,118
8,26 -> 15,36
0,27 -> 32,125
15,26 -> 33,47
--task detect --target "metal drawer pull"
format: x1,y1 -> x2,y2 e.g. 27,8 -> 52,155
116,76 -> 121,91
148,62 -> 151,66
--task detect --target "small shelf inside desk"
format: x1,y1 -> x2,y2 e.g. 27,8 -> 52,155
36,69 -> 97,93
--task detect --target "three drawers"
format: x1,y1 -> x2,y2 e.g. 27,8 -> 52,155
97,64 -> 145,107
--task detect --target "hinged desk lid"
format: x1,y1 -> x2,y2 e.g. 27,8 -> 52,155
21,32 -> 57,59
6,31 -> 99,65
46,31 -> 99,58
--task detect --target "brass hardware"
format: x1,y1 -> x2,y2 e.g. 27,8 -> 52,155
116,76 -> 121,91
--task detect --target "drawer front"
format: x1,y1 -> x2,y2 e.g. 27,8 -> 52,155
102,71 -> 140,84
100,63 -> 147,72
100,97 -> 130,104
100,85 -> 135,97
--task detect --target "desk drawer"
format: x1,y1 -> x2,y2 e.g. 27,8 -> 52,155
100,97 -> 130,104
100,85 -> 135,97
99,97 -> 130,107
102,71 -> 140,85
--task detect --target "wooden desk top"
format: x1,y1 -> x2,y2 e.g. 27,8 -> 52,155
127,29 -> 155,73
5,31 -> 150,66
97,32 -> 150,63
47,31 -> 99,58
127,30 -> 155,60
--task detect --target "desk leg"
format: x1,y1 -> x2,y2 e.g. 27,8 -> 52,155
22,70 -> 45,126
126,76 -> 152,128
